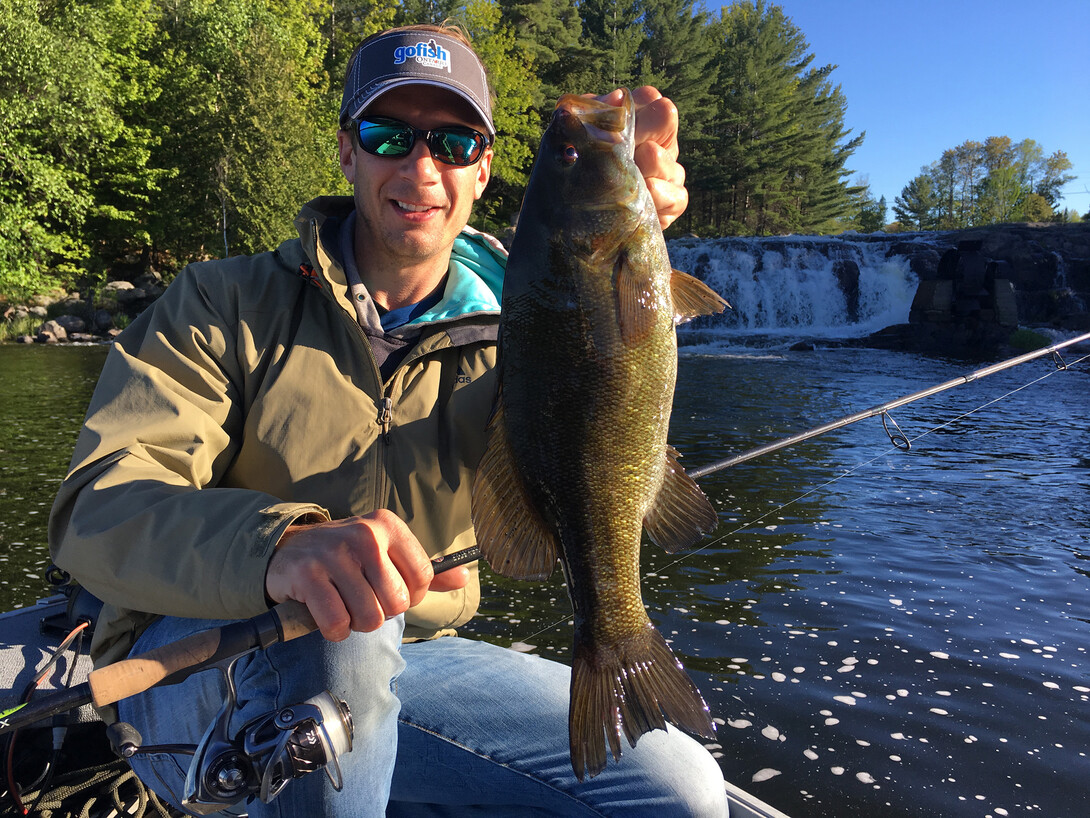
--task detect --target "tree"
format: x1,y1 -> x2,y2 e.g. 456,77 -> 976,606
1037,149 -> 1075,208
577,0 -> 642,89
845,178 -> 886,232
893,173 -> 939,230
0,0 -> 161,299
144,0 -> 343,264
498,0 -> 590,120
693,1 -> 860,236
450,0 -> 539,234
904,135 -> 1076,229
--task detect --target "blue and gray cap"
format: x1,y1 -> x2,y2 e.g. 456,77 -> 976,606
339,29 -> 495,137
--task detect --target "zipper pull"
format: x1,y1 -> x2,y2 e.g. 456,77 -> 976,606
379,397 -> 393,443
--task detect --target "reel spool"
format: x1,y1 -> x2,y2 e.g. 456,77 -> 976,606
184,689 -> 353,813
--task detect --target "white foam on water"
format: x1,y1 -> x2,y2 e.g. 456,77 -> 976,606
752,768 -> 781,783
761,725 -> 782,741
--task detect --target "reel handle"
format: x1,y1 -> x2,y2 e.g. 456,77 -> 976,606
88,601 -> 317,707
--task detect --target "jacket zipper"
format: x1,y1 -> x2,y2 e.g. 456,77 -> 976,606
378,396 -> 393,444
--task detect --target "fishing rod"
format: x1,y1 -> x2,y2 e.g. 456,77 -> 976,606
688,330 -> 1090,480
0,547 -> 482,737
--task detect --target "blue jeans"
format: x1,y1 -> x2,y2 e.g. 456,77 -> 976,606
120,615 -> 727,817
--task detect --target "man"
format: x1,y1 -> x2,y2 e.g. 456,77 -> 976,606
49,24 -> 727,817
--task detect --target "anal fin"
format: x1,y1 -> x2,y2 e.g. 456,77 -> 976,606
471,403 -> 560,580
643,445 -> 719,553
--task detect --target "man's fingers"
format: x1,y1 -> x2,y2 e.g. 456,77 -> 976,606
631,88 -> 678,158
592,86 -> 686,228
295,580 -> 354,642
376,513 -> 439,608
266,510 -> 466,641
428,564 -> 470,592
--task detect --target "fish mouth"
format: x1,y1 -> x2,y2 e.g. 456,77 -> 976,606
554,91 -> 633,147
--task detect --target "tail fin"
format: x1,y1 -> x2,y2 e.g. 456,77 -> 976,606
568,624 -> 715,780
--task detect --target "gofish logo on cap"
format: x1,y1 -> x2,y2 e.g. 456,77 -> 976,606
392,40 -> 451,73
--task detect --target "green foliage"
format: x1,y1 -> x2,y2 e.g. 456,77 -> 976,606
145,0 -> 344,263
844,179 -> 886,233
1007,327 -> 1049,352
0,0 -> 161,299
0,313 -> 41,342
902,135 -> 1073,230
452,0 -> 538,234
893,173 -> 940,231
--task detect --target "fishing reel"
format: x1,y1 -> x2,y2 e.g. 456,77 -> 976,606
110,656 -> 353,816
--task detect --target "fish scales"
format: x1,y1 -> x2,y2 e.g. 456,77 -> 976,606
471,90 -> 728,780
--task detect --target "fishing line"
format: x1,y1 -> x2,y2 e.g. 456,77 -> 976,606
508,349 -> 1089,646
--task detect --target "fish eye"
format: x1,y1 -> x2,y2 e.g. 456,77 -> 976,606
558,144 -> 578,165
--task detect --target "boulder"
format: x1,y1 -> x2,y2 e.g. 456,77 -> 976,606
36,320 -> 67,343
53,314 -> 87,333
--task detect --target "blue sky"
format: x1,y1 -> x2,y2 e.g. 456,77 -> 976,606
707,0 -> 1090,218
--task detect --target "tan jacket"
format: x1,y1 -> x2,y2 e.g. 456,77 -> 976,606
48,197 -> 504,669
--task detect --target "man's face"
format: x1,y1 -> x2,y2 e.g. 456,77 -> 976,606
338,85 -> 493,273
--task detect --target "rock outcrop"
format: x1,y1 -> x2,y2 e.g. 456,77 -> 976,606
860,222 -> 1089,357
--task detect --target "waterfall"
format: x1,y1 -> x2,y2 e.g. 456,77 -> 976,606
668,235 -> 919,344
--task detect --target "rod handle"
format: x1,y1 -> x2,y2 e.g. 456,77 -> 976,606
87,601 -> 318,708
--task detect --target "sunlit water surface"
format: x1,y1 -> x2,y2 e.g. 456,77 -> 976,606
1,341 -> 1087,817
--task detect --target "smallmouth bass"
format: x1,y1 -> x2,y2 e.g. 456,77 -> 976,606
472,90 -> 728,780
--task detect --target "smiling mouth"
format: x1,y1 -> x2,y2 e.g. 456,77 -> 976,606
395,200 -> 436,213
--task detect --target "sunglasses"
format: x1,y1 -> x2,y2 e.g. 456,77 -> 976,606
352,117 -> 491,166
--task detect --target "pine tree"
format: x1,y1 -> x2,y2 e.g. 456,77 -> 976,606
577,0 -> 642,89
700,1 -> 860,235
893,173 -> 939,230
498,0 -> 591,120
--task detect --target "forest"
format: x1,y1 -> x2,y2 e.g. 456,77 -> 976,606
0,0 -> 1079,300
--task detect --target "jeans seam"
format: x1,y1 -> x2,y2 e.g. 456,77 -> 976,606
396,717 -> 609,817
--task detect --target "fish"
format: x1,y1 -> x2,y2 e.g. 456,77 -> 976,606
471,90 -> 729,780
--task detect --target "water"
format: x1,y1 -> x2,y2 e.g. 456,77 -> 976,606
462,345 -> 1090,817
0,343 -> 108,607
1,332 -> 1088,815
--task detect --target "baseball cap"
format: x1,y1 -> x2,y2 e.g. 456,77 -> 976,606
340,29 -> 495,138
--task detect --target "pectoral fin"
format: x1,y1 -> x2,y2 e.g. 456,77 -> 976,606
643,446 -> 719,553
671,269 -> 730,324
471,403 -> 559,580
615,252 -> 658,347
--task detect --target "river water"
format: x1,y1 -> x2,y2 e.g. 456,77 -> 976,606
1,329 -> 1088,816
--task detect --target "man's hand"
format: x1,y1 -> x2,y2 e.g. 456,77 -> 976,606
265,509 -> 470,641
597,86 -> 688,230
